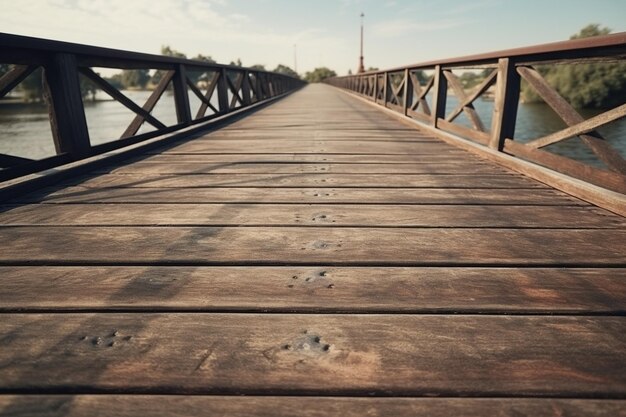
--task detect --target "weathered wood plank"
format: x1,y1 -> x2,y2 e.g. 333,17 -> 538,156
0,267 -> 624,313
157,140 -> 467,155
98,162 -> 506,175
128,153 -> 481,163
12,187 -> 584,205
0,314 -> 624,395
0,396 -> 623,417
66,173 -> 544,189
0,227 -> 623,265
201,129 -> 430,139
0,204 -> 620,228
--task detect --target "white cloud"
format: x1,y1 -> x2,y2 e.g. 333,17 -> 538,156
0,0 -> 347,72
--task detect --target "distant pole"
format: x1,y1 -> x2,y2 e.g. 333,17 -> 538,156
293,44 -> 298,74
358,12 -> 365,73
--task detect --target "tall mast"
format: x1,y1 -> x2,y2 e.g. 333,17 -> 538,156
358,12 -> 365,73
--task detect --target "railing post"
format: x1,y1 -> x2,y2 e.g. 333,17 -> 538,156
43,53 -> 91,158
254,72 -> 263,101
489,58 -> 520,150
431,64 -> 447,128
373,74 -> 378,103
217,67 -> 229,113
172,64 -> 192,124
403,68 -> 412,116
383,72 -> 389,107
241,70 -> 251,105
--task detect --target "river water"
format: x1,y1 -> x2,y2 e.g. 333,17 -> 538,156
0,89 -> 624,167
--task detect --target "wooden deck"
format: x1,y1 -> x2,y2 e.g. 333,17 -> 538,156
0,84 -> 625,416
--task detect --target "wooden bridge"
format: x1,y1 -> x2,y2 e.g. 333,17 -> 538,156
0,34 -> 625,416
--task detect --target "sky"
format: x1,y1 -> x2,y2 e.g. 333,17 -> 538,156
1,0 -> 625,75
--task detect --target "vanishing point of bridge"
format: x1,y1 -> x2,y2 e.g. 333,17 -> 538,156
0,33 -> 625,415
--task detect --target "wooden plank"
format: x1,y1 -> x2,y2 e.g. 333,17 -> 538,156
0,267 -> 624,313
13,186 -> 585,205
66,173 -> 544,189
0,204 -> 620,228
157,141 -> 466,155
128,153 -> 481,163
0,227 -> 623,265
97,162 -> 506,175
0,396 -> 622,417
0,314 -> 624,395
189,133 -> 436,141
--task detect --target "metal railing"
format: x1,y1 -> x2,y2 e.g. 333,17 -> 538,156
0,33 -> 305,181
326,33 -> 626,195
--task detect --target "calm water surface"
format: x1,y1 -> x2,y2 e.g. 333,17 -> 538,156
1,90 -> 624,168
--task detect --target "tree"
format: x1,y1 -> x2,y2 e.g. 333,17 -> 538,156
121,69 -> 150,89
80,75 -> 99,101
229,58 -> 243,67
249,64 -> 266,71
19,68 -> 44,102
459,72 -> 483,89
152,45 -> 187,86
190,54 -> 217,84
570,23 -> 610,39
304,67 -> 337,83
193,54 -> 216,64
160,45 -> 187,59
521,24 -> 625,108
273,64 -> 298,78
105,73 -> 124,90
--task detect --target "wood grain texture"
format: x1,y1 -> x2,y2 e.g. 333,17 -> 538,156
2,83 -> 624,412
65,173 -> 544,189
0,227 -> 624,265
130,153 -> 481,163
1,396 -> 624,417
157,140 -> 467,155
97,162 -> 506,175
13,187 -> 580,205
0,267 -> 624,313
0,314 -> 624,395
0,204 -> 620,227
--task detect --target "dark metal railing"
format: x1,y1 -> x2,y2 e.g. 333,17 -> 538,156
0,33 -> 305,181
326,33 -> 626,196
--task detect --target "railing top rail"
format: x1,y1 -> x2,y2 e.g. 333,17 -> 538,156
348,32 -> 626,75
0,32 -> 299,78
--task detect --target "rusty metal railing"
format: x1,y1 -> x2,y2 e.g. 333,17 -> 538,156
0,33 -> 305,181
326,33 -> 626,197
